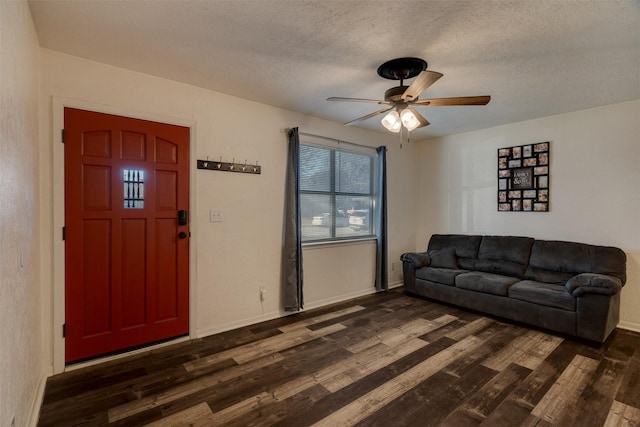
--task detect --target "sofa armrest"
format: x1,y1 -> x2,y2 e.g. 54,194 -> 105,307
401,252 -> 431,268
565,273 -> 623,297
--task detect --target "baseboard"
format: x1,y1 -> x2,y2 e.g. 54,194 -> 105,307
197,284 -> 404,340
197,290 -> 374,339
617,321 -> 640,334
196,310 -> 286,339
304,288 -> 379,311
28,369 -> 50,427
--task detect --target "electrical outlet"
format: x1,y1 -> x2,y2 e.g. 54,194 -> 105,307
259,286 -> 266,302
209,209 -> 223,222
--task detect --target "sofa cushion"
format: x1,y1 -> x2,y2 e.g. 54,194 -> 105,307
428,248 -> 458,269
479,235 -> 534,264
525,240 -> 627,285
522,266 -> 573,285
428,234 -> 482,270
509,280 -> 576,311
455,271 -> 520,296
474,259 -> 527,279
415,267 -> 467,286
475,235 -> 534,278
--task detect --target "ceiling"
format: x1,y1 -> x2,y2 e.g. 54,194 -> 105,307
28,0 -> 640,139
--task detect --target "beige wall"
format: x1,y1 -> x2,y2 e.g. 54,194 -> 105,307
416,99 -> 640,330
0,1 -> 42,426
16,11 -> 636,421
38,49 -> 419,372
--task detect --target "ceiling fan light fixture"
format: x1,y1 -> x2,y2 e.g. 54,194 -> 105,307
327,57 -> 491,132
381,110 -> 401,132
400,109 -> 420,131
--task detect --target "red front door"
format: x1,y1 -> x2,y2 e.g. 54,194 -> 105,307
64,108 -> 190,363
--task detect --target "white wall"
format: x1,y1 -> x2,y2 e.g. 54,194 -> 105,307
416,99 -> 640,330
0,1 -> 43,426
39,49 -> 419,372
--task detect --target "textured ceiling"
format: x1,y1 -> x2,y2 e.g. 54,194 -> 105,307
29,0 -> 640,139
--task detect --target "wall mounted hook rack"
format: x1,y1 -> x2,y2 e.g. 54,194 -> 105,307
197,158 -> 261,175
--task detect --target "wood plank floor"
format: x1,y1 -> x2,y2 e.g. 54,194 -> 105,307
38,288 -> 640,426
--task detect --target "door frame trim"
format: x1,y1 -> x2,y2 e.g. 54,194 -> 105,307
51,97 -> 198,373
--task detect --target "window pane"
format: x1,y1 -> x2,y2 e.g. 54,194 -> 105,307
335,151 -> 371,194
300,145 -> 331,192
301,194 -> 331,241
333,208 -> 352,238
337,195 -> 373,238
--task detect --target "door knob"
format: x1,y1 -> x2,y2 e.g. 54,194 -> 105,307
178,231 -> 188,239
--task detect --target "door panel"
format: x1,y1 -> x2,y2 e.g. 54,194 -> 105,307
121,131 -> 146,161
64,107 -> 190,363
82,165 -> 112,210
155,170 -> 177,210
155,138 -> 178,163
156,218 -> 179,321
82,219 -> 112,336
120,218 -> 147,329
82,130 -> 111,157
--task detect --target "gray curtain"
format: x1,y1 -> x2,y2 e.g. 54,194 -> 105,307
283,128 -> 303,311
375,146 -> 388,291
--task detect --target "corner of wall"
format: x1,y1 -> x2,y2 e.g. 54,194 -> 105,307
27,371 -> 50,427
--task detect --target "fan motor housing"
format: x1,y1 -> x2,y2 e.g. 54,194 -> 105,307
377,57 -> 427,80
385,86 -> 412,103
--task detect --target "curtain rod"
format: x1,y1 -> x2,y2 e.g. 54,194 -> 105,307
286,129 -> 377,151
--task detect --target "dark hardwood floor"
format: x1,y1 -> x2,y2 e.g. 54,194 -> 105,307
38,288 -> 640,426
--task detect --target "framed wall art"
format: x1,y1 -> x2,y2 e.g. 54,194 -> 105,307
497,142 -> 549,212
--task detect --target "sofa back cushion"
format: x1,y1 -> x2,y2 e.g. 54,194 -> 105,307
524,240 -> 627,285
428,234 -> 481,270
427,248 -> 459,269
475,235 -> 535,278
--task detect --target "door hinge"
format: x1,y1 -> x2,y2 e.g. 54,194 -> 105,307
61,129 -> 65,143
62,226 -> 66,241
62,323 -> 66,338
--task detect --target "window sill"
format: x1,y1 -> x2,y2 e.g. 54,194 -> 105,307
302,237 -> 377,249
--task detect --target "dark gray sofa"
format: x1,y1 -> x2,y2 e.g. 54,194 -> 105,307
401,234 -> 627,343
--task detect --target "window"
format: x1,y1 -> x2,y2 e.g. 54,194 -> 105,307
300,144 -> 376,242
123,169 -> 145,208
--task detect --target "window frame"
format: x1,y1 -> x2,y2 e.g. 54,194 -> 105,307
299,141 -> 378,244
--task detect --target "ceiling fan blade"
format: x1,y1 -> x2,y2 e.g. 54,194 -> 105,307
401,70 -> 443,102
327,97 -> 390,105
344,107 -> 394,126
407,108 -> 430,128
414,95 -> 491,106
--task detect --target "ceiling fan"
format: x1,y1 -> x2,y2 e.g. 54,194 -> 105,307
327,57 -> 491,132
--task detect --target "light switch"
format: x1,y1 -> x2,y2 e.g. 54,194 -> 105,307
210,209 -> 223,222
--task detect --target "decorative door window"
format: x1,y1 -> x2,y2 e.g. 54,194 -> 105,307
123,169 -> 145,208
